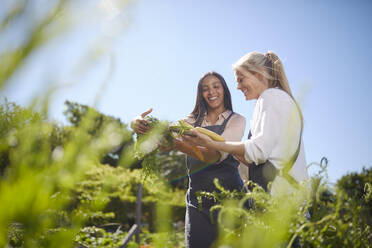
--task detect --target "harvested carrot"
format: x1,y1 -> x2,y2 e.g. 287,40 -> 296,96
191,146 -> 204,161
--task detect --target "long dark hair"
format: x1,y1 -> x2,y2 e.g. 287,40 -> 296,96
190,71 -> 233,126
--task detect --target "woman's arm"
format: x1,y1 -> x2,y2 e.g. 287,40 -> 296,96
234,154 -> 250,166
184,131 -> 246,157
181,113 -> 246,163
183,130 -> 252,166
173,137 -> 221,164
170,116 -> 222,163
189,135 -> 250,166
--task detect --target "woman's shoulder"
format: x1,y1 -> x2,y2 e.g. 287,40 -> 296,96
259,88 -> 302,123
229,112 -> 246,127
231,112 -> 246,122
261,88 -> 290,99
260,88 -> 295,106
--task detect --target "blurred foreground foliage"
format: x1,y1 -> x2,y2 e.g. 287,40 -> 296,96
1,0 -> 371,247
0,99 -> 187,247
205,163 -> 372,248
1,98 -> 371,248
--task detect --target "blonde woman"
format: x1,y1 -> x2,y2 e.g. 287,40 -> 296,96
185,51 -> 309,195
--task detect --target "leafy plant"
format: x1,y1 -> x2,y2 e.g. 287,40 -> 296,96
134,117 -> 193,180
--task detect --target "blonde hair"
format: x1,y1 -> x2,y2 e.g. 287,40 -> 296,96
233,51 -> 303,124
232,51 -> 293,98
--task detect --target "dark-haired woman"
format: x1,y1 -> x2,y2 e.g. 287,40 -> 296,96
131,71 -> 246,248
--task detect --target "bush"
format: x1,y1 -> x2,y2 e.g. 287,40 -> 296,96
196,163 -> 372,248
72,165 -> 186,229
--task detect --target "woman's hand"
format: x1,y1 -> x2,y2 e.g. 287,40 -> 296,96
158,136 -> 176,153
185,130 -> 246,158
234,154 -> 250,166
130,108 -> 153,134
158,142 -> 174,153
183,130 -> 214,149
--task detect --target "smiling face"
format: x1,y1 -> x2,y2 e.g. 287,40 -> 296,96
201,75 -> 225,111
235,69 -> 268,100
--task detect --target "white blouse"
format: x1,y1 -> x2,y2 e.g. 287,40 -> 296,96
243,88 -> 309,194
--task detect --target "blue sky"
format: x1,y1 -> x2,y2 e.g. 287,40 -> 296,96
2,0 -> 372,183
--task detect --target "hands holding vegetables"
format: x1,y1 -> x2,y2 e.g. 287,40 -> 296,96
131,108 -> 224,162
131,109 -> 225,179
183,129 -> 214,148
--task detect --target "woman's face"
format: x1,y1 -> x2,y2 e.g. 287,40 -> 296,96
235,69 -> 268,100
201,75 -> 225,110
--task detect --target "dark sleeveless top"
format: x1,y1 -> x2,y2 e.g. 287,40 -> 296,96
186,112 -> 244,210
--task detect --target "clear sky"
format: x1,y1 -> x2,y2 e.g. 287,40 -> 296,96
2,0 -> 372,183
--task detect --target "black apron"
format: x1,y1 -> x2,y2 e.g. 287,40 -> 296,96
247,125 -> 302,192
185,112 -> 244,248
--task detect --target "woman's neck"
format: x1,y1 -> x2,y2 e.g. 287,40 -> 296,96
206,106 -> 226,124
